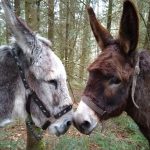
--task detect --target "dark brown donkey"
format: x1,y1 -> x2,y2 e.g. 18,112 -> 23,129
73,0 -> 150,144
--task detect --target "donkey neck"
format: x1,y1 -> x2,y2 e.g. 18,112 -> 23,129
126,50 -> 150,142
12,77 -> 27,120
11,44 -> 31,120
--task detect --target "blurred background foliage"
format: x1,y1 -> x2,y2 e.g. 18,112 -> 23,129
0,0 -> 150,85
0,0 -> 149,149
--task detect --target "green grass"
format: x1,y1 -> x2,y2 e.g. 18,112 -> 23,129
0,130 -> 25,150
52,113 -> 149,150
0,114 -> 149,150
53,136 -> 89,150
0,123 -> 25,150
0,140 -> 25,150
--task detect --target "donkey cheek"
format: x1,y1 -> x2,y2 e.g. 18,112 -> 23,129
53,93 -> 59,106
104,88 -> 115,98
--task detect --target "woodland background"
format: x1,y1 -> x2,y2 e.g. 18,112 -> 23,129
0,0 -> 150,149
0,0 -> 149,85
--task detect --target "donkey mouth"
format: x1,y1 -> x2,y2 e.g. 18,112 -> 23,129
54,125 -> 70,136
55,130 -> 62,137
73,120 -> 94,135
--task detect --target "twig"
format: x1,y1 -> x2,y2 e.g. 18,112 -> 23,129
76,0 -> 87,6
139,12 -> 150,43
67,79 -> 78,105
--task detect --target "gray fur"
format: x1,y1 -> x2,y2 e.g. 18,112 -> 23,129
0,46 -> 18,122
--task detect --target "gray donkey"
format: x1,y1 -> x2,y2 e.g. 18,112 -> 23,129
0,0 -> 73,137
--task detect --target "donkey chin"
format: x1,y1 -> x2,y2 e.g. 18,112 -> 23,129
30,108 -> 73,136
73,100 -> 99,135
48,111 -> 73,136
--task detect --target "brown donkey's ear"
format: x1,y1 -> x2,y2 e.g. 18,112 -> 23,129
87,6 -> 113,50
119,0 -> 139,54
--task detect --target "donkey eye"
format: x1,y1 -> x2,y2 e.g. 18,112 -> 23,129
48,80 -> 58,89
109,77 -> 121,85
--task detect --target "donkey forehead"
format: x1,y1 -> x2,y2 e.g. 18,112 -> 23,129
88,49 -> 133,81
89,49 -> 125,72
31,45 -> 66,81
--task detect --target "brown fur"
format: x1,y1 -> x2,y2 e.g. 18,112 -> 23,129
83,0 -> 150,144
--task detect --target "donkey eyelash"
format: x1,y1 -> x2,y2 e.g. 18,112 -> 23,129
48,79 -> 58,89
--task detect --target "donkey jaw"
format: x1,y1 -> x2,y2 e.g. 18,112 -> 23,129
48,111 -> 73,136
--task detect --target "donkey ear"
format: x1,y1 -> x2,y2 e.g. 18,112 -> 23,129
87,6 -> 113,50
119,0 -> 139,54
1,0 -> 39,59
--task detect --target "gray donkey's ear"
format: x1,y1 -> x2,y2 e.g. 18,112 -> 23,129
1,0 -> 40,59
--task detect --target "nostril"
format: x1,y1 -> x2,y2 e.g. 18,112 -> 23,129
81,120 -> 91,129
66,120 -> 72,127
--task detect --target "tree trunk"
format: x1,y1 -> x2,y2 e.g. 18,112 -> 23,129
24,1 -> 45,149
14,0 -> 21,16
64,0 -> 70,71
67,0 -> 77,81
36,0 -> 41,31
26,124 -> 45,150
107,0 -> 113,32
48,0 -> 54,43
144,4 -> 150,50
79,2 -> 91,82
25,0 -> 39,31
59,1 -> 65,61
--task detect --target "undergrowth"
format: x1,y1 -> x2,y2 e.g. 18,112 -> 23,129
0,113 -> 149,150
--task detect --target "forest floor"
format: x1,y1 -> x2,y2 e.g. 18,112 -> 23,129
0,85 -> 149,150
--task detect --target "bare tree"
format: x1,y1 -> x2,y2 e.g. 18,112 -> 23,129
25,0 -> 39,31
14,0 -> 21,16
107,0 -> 113,32
48,0 -> 54,43
144,4 -> 150,49
79,0 -> 91,83
24,1 -> 45,149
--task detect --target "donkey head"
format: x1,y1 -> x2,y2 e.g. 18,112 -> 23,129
73,0 -> 139,134
2,0 -> 73,136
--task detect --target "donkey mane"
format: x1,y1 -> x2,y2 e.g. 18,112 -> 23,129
0,44 -> 20,124
126,50 -> 150,141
